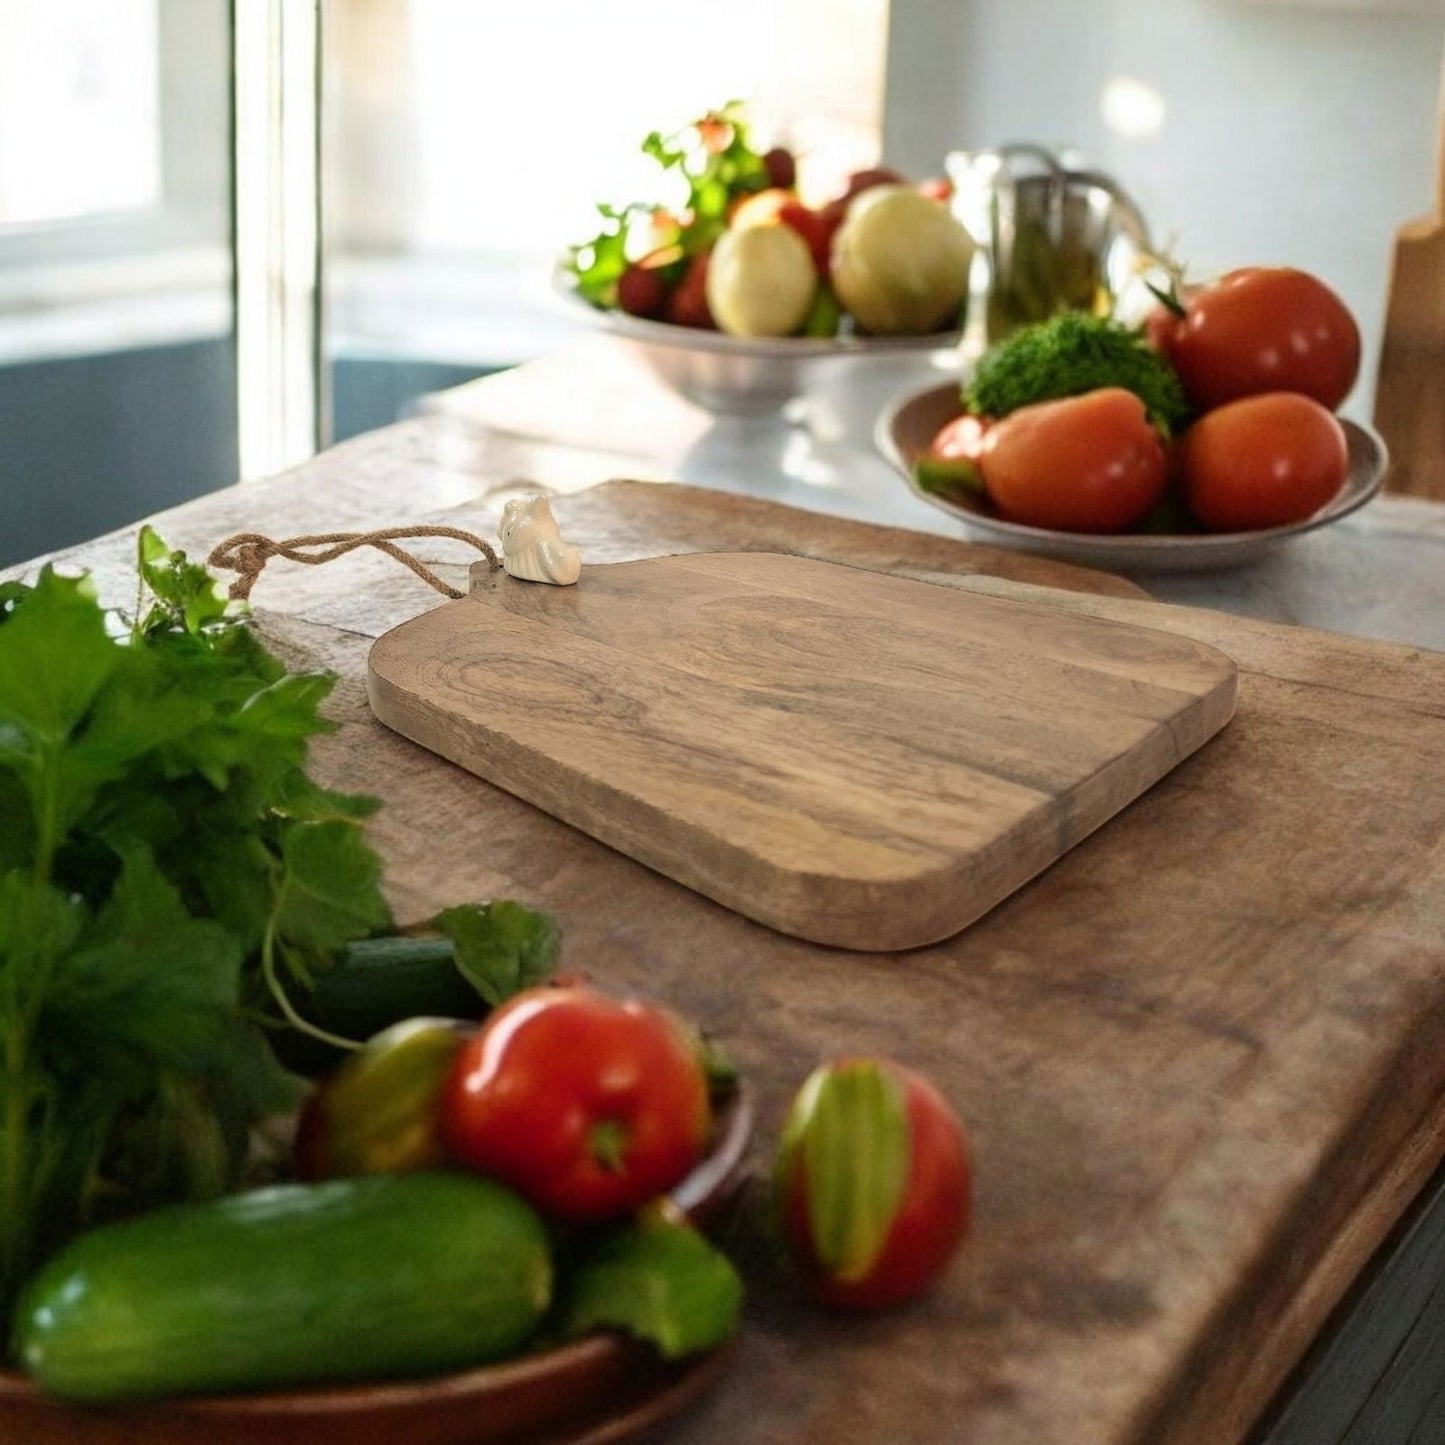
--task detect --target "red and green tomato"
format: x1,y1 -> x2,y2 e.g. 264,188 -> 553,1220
295,1017 -> 469,1181
774,1058 -> 971,1311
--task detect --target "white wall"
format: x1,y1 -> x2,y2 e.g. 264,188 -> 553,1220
883,0 -> 1444,419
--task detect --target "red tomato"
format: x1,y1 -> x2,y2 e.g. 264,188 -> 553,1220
837,166 -> 907,204
1178,391 -> 1349,531
438,986 -> 711,1222
980,388 -> 1168,533
616,264 -> 668,320
913,414 -> 991,497
1142,303 -> 1180,356
1167,267 -> 1361,413
774,1059 -> 971,1311
928,412 -> 991,462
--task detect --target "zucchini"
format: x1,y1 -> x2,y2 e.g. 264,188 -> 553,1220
14,1172 -> 553,1403
308,935 -> 486,1040
275,935 -> 486,1076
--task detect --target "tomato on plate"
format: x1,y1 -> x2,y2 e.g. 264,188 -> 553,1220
438,986 -> 711,1222
1165,266 -> 1361,413
773,1058 -> 971,1312
295,1017 -> 469,1181
929,412 -> 991,463
1178,391 -> 1350,532
979,387 -> 1168,533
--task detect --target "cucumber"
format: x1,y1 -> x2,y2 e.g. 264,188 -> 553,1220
14,1172 -> 553,1403
308,935 -> 486,1040
276,935 -> 486,1076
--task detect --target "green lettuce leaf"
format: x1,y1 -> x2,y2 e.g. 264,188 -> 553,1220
558,1217 -> 744,1361
432,899 -> 561,1006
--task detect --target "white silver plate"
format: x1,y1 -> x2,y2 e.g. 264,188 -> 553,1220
555,271 -> 961,414
875,381 -> 1389,574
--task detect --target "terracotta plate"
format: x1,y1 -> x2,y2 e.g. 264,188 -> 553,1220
0,1087 -> 754,1445
876,380 -> 1389,573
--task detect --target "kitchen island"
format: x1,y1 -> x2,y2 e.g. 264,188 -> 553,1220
4,336 -> 1444,1444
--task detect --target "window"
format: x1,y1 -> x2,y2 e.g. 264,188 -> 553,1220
0,0 -> 162,228
323,0 -> 890,391
0,0 -> 236,568
0,0 -> 231,293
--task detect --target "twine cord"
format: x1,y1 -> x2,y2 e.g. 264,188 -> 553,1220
207,526 -> 502,601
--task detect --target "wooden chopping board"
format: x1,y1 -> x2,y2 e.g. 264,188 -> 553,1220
366,550 -> 1236,951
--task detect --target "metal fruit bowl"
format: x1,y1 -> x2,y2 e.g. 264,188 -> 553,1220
555,272 -> 961,415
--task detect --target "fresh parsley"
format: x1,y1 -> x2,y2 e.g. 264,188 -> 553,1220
0,529 -> 559,1324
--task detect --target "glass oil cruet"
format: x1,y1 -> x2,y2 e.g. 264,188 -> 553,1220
946,143 -> 1153,354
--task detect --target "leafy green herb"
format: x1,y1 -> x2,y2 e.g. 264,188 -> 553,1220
0,530 -> 563,1331
964,311 -> 1192,436
0,531 -> 391,1320
432,899 -> 561,1008
566,101 -> 771,310
557,1216 -> 744,1360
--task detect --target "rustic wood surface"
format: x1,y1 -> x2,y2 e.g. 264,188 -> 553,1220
368,551 -> 1235,950
1374,49 -> 1445,502
6,420 -> 1445,1445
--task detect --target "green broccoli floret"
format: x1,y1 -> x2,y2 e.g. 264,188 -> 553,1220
964,313 -> 1192,436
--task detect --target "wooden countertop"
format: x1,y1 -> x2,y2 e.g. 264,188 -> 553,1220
8,405 -> 1444,1445
418,338 -> 1445,654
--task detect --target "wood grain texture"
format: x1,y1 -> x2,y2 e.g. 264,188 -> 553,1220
368,551 -> 1236,950
1375,49 -> 1445,501
4,432 -> 1445,1445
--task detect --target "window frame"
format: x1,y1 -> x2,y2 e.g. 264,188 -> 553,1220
0,0 -> 232,289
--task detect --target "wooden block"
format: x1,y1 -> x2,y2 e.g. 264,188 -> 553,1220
1375,49 -> 1445,500
367,551 -> 1236,950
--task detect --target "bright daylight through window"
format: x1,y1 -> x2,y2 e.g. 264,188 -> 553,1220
325,0 -> 889,368
0,0 -> 161,227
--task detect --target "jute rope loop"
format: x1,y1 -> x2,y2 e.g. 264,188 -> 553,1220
208,527 -> 502,602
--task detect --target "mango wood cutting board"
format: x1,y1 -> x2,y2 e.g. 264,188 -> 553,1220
366,550 -> 1236,951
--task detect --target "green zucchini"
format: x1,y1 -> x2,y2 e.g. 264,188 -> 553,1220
14,1172 -> 553,1403
308,935 -> 486,1040
274,935 -> 486,1076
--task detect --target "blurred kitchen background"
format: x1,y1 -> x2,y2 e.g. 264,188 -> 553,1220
0,0 -> 1440,567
